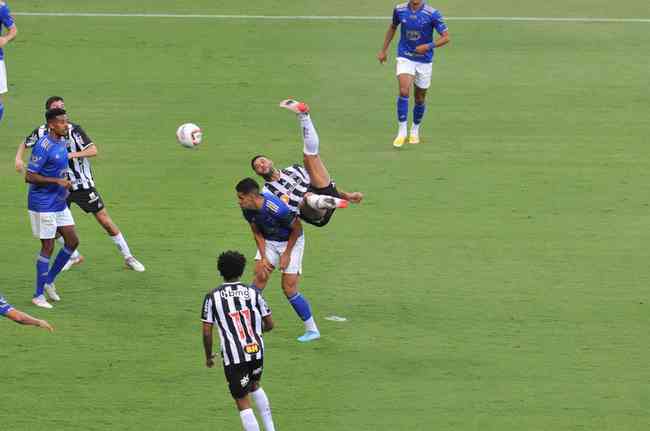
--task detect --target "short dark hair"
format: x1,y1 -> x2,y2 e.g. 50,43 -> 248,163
45,108 -> 67,122
251,155 -> 266,170
45,96 -> 64,110
217,250 -> 246,281
236,177 -> 260,194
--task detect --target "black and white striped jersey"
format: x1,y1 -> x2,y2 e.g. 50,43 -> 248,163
201,282 -> 272,366
262,164 -> 311,213
24,123 -> 95,191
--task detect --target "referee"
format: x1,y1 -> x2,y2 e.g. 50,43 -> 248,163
14,96 -> 145,272
201,251 -> 276,431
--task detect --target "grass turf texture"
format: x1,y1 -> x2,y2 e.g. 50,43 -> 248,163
1,1 -> 649,430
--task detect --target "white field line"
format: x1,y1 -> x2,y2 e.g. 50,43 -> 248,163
11,12 -> 650,23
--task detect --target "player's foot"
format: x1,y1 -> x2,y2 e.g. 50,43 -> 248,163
32,295 -> 53,309
408,133 -> 420,145
44,283 -> 61,302
393,135 -> 406,148
297,330 -> 321,343
125,256 -> 146,272
279,99 -> 310,114
319,196 -> 348,209
62,254 -> 85,272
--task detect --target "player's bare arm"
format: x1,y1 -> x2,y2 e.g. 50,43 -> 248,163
68,143 -> 97,160
14,141 -> 26,172
279,218 -> 303,271
378,23 -> 398,63
6,308 -> 54,331
262,315 -> 274,332
26,171 -> 72,189
415,30 -> 450,53
202,322 -> 215,367
0,22 -> 16,48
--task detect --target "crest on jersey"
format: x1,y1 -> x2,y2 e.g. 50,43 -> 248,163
280,194 -> 290,204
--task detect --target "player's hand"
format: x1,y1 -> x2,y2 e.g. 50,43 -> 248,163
415,44 -> 432,54
39,320 -> 54,332
206,355 -> 215,368
15,158 -> 25,173
57,179 -> 72,189
260,258 -> 274,275
0,37 -> 7,48
279,252 -> 291,271
377,50 -> 388,64
347,192 -> 364,204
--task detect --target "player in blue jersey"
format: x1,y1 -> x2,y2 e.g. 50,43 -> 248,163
25,108 -> 80,309
1,293 -> 54,331
377,0 -> 450,147
0,1 -> 17,122
237,177 -> 321,342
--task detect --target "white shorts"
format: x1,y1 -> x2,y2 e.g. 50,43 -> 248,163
29,208 -> 75,239
255,236 -> 305,275
396,57 -> 433,89
0,59 -> 6,94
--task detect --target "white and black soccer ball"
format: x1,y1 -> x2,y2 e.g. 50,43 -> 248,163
176,123 -> 203,148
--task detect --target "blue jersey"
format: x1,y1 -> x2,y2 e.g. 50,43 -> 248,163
0,294 -> 13,316
393,2 -> 447,64
27,134 -> 70,212
242,193 -> 299,242
0,2 -> 15,61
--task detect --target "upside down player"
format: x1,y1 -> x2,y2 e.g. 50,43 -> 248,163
202,251 -> 276,431
251,99 -> 363,227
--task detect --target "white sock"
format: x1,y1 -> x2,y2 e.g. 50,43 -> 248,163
410,123 -> 420,135
239,408 -> 261,431
57,236 -> 80,259
110,232 -> 132,259
251,388 -> 276,431
299,113 -> 320,155
398,121 -> 408,137
304,316 -> 319,333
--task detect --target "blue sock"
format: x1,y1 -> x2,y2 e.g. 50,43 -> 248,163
46,247 -> 74,284
35,254 -> 50,297
397,96 -> 409,122
413,102 -> 426,125
0,103 -> 4,122
288,293 -> 312,322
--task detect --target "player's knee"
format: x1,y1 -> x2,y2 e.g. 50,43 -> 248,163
399,87 -> 410,98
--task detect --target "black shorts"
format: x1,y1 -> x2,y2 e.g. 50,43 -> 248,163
67,187 -> 105,214
223,358 -> 264,399
300,182 -> 341,227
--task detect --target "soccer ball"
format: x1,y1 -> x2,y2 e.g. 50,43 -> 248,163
176,123 -> 203,148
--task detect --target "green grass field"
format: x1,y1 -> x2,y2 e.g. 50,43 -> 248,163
2,1 -> 649,430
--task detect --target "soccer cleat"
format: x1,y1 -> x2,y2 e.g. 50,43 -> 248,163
297,330 -> 321,343
318,196 -> 348,209
408,134 -> 420,145
125,256 -> 146,272
32,295 -> 53,309
393,135 -> 406,148
62,254 -> 85,272
44,283 -> 61,302
279,99 -> 310,114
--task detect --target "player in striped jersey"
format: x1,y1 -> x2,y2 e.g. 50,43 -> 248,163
1,293 -> 54,331
251,99 -> 363,227
15,96 -> 145,272
202,251 -> 276,431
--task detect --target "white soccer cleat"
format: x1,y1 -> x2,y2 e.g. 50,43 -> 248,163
317,196 -> 348,209
32,295 -> 53,309
408,133 -> 420,145
125,256 -> 146,272
62,254 -> 85,272
279,99 -> 310,114
44,283 -> 61,302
